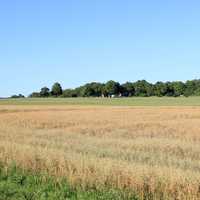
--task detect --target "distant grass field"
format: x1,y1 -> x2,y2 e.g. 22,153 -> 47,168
1,96 -> 200,106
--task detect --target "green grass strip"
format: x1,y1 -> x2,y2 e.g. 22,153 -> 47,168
0,164 -> 138,200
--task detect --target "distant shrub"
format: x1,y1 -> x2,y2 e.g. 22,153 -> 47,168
10,94 -> 25,98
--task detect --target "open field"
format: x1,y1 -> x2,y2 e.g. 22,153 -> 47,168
1,96 -> 200,106
1,104 -> 200,199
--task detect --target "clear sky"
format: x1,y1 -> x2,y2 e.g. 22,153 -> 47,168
1,0 -> 200,96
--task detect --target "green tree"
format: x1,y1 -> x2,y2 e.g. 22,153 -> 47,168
164,82 -> 175,97
101,84 -> 108,97
154,82 -> 168,97
121,82 -> 135,96
133,80 -> 153,97
184,80 -> 195,97
170,81 -> 185,97
51,82 -> 63,97
62,89 -> 77,97
91,82 -> 104,97
10,94 -> 25,98
74,86 -> 85,97
40,87 -> 50,97
105,80 -> 120,96
81,82 -> 103,97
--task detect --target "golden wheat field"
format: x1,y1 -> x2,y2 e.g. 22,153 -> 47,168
1,105 -> 200,199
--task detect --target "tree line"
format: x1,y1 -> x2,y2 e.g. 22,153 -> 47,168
13,79 -> 200,98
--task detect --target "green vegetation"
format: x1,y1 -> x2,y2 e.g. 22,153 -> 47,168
51,82 -> 63,97
0,164 -> 138,200
10,94 -> 25,99
24,79 -> 200,99
1,96 -> 200,106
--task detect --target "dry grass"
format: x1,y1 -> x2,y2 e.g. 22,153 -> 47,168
1,105 -> 200,199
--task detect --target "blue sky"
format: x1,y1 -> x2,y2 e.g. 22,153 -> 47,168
1,0 -> 200,96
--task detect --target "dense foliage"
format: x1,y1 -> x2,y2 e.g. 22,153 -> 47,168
13,79 -> 200,98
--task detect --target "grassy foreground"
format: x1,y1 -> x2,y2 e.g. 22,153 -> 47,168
0,164 -> 138,200
1,96 -> 200,106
